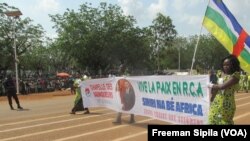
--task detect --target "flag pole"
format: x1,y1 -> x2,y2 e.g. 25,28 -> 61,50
190,0 -> 211,75
190,27 -> 203,75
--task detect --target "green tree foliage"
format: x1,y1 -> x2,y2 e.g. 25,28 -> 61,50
1,2 -> 231,77
0,3 -> 45,74
183,34 -> 229,73
150,13 -> 177,71
50,2 -> 152,75
169,37 -> 188,70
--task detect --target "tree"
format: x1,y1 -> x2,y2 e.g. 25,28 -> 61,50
0,3 -> 45,76
50,2 -> 152,75
169,37 -> 188,70
150,13 -> 177,71
187,34 -> 229,73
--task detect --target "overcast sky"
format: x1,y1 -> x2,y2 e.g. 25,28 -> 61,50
2,0 -> 250,38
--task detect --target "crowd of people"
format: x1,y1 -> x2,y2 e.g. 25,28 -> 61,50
0,77 -> 75,96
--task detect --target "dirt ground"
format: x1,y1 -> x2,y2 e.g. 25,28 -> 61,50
0,90 -> 72,102
0,90 -> 249,141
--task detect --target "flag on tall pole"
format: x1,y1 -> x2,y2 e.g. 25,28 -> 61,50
203,0 -> 250,74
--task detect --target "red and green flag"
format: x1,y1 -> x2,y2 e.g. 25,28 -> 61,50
203,0 -> 250,74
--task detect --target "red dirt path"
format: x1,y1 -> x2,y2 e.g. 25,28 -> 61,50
0,90 -> 72,101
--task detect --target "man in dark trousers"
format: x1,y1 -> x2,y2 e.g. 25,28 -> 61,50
3,74 -> 23,110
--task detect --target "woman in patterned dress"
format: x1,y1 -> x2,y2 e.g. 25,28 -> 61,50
70,75 -> 90,114
209,55 -> 241,125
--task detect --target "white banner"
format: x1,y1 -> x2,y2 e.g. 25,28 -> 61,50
81,75 -> 210,125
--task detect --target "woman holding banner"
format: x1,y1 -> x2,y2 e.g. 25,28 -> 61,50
70,74 -> 90,114
208,55 -> 240,125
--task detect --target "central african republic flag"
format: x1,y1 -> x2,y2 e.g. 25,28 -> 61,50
203,0 -> 250,74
